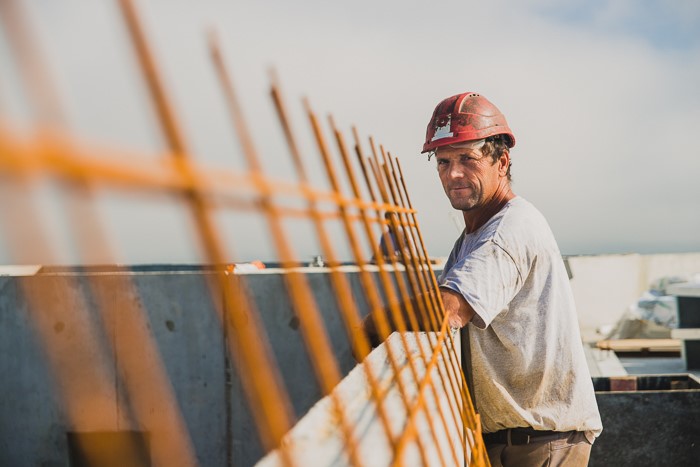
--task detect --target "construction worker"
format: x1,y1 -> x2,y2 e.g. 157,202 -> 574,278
372,212 -> 411,264
362,92 -> 602,466
424,92 -> 602,466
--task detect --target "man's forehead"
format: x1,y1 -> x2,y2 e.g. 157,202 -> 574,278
435,138 -> 486,157
448,139 -> 486,150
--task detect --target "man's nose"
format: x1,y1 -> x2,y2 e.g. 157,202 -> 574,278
448,163 -> 465,179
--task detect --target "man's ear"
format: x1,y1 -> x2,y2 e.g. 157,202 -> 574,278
498,151 -> 510,176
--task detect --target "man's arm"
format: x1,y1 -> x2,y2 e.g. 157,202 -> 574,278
360,288 -> 475,349
440,287 -> 475,328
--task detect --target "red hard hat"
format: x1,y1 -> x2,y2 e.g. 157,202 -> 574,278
422,92 -> 515,153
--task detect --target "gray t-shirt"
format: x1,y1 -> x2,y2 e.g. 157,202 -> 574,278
439,197 -> 602,438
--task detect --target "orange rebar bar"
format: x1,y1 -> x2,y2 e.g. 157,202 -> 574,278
208,32 -> 362,467
117,0 -> 297,463
377,154 -> 469,436
268,75 -> 398,452
373,161 -> 464,463
1,1 -> 200,465
394,160 -> 489,464
332,122 -> 462,466
307,104 -> 454,466
388,155 -> 474,414
363,156 -> 455,467
0,1 -> 492,465
346,138 -> 452,466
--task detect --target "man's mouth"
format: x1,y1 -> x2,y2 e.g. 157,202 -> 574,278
450,186 -> 472,193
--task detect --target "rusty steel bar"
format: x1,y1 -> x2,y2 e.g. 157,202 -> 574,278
1,1 -> 492,464
351,126 -> 378,204
117,0 -> 220,262
1,1 -> 200,465
311,107 -> 457,466
268,78 -> 398,451
116,1 -> 298,463
394,160 -> 488,464
0,125 -> 401,220
351,131 -> 462,465
0,126 -> 424,241
332,122 -> 464,465
374,154 -> 466,458
306,103 -> 435,466
268,70 -> 308,182
364,156 -> 456,467
378,153 -> 467,423
208,32 -> 365,467
387,154 -> 471,410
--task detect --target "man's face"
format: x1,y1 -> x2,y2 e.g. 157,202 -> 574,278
435,145 -> 504,211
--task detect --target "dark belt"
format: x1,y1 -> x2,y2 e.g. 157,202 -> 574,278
483,428 -> 576,446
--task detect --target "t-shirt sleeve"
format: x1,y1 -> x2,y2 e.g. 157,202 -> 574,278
438,231 -> 466,283
439,239 -> 522,329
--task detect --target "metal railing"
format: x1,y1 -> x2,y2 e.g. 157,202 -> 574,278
0,1 -> 488,465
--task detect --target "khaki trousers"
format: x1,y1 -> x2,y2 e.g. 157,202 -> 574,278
486,431 -> 592,467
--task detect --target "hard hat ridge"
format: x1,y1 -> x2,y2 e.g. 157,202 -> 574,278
422,92 -> 515,154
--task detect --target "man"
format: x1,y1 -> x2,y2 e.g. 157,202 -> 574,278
424,92 -> 602,466
372,212 -> 412,264
362,92 -> 602,466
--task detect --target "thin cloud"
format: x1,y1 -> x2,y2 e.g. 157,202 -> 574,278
1,0 -> 697,263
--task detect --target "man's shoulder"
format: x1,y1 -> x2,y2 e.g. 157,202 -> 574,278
483,197 -> 540,234
502,196 -> 545,219
491,197 -> 557,249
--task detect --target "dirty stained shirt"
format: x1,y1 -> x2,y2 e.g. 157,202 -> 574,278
439,196 -> 602,439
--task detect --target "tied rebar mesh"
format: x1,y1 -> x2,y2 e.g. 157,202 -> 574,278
0,0 -> 489,466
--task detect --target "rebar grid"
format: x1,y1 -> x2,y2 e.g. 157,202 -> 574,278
0,0 -> 490,466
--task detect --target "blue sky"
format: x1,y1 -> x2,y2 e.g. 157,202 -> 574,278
1,0 -> 699,264
538,0 -> 700,50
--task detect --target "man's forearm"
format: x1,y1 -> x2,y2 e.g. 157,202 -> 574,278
360,293 -> 442,347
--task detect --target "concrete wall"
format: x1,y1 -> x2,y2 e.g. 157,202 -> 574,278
0,267 -> 393,467
590,374 -> 700,466
0,272 -> 227,467
256,332 -> 467,467
3,253 -> 700,466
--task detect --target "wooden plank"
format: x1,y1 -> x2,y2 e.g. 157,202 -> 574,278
671,328 -> 700,339
596,338 -> 681,353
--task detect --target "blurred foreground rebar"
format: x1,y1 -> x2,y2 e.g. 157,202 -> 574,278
0,1 -> 489,466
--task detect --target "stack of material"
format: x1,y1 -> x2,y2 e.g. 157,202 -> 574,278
596,278 -> 686,354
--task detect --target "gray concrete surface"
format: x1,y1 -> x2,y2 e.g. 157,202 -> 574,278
256,332 -> 466,467
590,374 -> 700,467
584,345 -> 627,377
4,265 -> 697,467
0,266 -> 403,467
0,272 -> 227,466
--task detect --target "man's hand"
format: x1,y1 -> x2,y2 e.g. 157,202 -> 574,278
359,293 -> 444,348
440,287 -> 475,328
354,290 -> 473,362
360,312 -> 382,349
